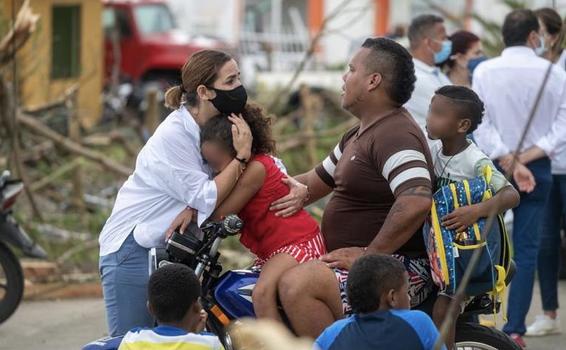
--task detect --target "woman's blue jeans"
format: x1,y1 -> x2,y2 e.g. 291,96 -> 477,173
99,233 -> 153,336
537,174 -> 566,312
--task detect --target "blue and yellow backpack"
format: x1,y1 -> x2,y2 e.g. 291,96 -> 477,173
423,166 -> 514,300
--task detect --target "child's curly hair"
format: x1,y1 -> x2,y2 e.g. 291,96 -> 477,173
201,102 -> 276,156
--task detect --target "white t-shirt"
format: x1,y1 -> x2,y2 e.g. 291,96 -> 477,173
430,140 -> 510,192
99,106 -> 218,256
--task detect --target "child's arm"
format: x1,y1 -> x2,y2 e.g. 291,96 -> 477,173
442,161 -> 519,232
210,160 -> 266,221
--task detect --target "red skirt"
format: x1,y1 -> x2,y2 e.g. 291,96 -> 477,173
253,232 -> 326,268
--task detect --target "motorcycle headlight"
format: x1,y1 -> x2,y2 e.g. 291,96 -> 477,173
166,232 -> 202,266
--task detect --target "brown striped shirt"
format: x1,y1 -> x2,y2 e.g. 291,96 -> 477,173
315,108 -> 434,255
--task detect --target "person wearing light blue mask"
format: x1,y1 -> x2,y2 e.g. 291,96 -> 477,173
404,14 -> 452,132
433,39 -> 452,64
440,30 -> 487,88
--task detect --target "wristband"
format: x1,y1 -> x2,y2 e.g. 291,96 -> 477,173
235,156 -> 248,165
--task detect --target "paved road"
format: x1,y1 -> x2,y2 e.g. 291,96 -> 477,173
0,298 -> 106,350
1,282 -> 566,349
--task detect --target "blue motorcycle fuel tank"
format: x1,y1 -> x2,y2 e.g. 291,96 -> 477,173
213,270 -> 259,318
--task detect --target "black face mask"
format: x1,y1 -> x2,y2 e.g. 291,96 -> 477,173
208,85 -> 248,114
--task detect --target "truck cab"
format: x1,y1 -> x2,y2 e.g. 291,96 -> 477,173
102,0 -> 227,87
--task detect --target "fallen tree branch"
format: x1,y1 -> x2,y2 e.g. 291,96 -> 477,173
35,223 -> 91,242
82,130 -> 137,158
56,240 -> 98,265
278,117 -> 357,152
0,0 -> 39,68
21,140 -> 54,163
22,84 -> 79,115
30,158 -> 82,192
17,113 -> 132,177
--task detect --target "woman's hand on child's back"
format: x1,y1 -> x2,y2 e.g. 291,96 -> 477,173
441,205 -> 482,232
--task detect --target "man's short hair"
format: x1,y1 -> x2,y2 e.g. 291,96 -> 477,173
502,9 -> 540,47
408,14 -> 444,48
347,254 -> 407,314
361,37 -> 416,106
435,85 -> 485,133
148,263 -> 201,323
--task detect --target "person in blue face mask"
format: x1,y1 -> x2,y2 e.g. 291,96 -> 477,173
440,30 -> 487,88
404,15 -> 453,132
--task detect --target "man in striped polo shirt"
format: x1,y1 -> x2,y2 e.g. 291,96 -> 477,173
272,37 -> 436,338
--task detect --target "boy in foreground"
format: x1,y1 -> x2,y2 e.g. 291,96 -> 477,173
315,254 -> 445,350
119,263 -> 223,350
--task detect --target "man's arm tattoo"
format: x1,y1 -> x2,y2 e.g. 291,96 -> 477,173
398,185 -> 432,198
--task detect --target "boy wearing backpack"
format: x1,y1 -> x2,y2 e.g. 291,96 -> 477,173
425,86 -> 521,349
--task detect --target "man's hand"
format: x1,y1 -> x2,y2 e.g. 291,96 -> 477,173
321,247 -> 365,270
498,153 -> 515,173
442,205 -> 482,232
513,163 -> 536,193
165,207 -> 195,241
269,177 -> 308,217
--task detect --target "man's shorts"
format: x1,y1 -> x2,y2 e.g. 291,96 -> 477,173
334,254 -> 434,315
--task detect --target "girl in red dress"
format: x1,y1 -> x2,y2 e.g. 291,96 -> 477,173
200,103 -> 326,321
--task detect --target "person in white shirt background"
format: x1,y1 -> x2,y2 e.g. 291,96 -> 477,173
526,7 -> 566,338
405,14 -> 452,132
472,9 -> 566,347
98,50 -> 256,337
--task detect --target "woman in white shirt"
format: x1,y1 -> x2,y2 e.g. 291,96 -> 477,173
98,50 -> 254,336
526,8 -> 566,337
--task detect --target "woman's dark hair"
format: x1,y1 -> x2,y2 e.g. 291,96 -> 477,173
502,9 -> 540,47
201,102 -> 276,156
148,264 -> 201,323
535,7 -> 564,56
442,30 -> 481,69
164,49 -> 232,110
347,254 -> 407,314
435,85 -> 485,133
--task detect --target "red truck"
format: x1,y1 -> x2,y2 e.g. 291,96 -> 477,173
102,0 -> 229,89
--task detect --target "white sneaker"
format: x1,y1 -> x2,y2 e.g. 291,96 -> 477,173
525,315 -> 562,336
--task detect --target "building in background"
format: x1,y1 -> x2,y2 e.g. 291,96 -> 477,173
2,0 -> 103,128
167,0 -> 565,72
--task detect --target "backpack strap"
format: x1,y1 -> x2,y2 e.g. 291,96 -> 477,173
463,179 -> 482,242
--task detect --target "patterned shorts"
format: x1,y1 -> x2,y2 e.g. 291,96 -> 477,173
252,232 -> 327,269
335,254 -> 434,315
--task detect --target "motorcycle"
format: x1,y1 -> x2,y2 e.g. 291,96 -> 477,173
157,215 -> 520,350
84,215 -> 520,350
0,170 -> 47,324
